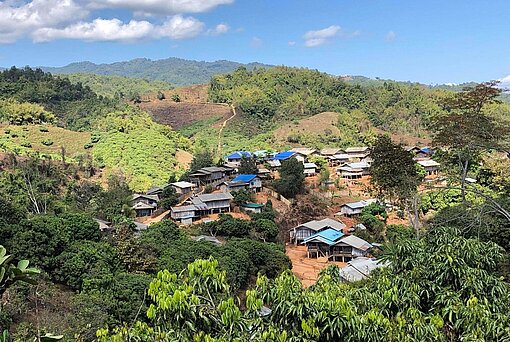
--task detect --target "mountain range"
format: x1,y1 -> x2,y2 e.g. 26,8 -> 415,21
40,57 -> 271,86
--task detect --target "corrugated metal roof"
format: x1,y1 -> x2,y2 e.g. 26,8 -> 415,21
290,148 -> 317,155
345,146 -> 369,153
226,151 -> 252,159
298,218 -> 346,232
320,148 -> 343,155
303,163 -> 317,169
335,235 -> 372,251
273,151 -> 296,160
232,174 -> 257,183
417,159 -> 440,167
339,257 -> 387,282
303,228 -> 344,245
197,192 -> 233,202
171,205 -> 197,213
347,162 -> 370,169
341,199 -> 376,209
171,181 -> 195,188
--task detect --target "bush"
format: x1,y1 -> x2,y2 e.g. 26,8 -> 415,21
39,126 -> 49,132
84,142 -> 94,149
41,139 -> 53,146
20,141 -> 31,148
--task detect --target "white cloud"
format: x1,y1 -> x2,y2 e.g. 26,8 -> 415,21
302,25 -> 360,47
88,0 -> 234,15
207,23 -> 230,36
303,25 -> 340,47
288,41 -> 296,46
250,36 -> 263,48
385,30 -> 396,42
0,0 -> 227,43
33,15 -> 204,42
0,0 -> 88,43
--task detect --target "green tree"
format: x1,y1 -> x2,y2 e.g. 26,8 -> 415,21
274,158 -> 305,198
231,189 -> 253,206
171,94 -> 181,102
189,149 -> 214,172
238,156 -> 258,174
159,185 -> 179,210
370,135 -> 423,237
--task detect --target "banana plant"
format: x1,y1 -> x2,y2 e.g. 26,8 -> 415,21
0,245 -> 40,298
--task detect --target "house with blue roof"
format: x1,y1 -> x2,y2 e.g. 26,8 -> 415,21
226,151 -> 252,166
220,174 -> 262,193
338,199 -> 378,216
272,151 -> 296,161
302,228 -> 373,261
290,218 -> 346,244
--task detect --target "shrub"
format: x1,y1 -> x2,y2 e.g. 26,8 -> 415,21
41,139 -> 53,146
39,126 -> 49,132
84,143 -> 94,149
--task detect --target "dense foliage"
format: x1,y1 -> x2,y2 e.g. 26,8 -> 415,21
43,58 -> 270,86
65,73 -> 173,99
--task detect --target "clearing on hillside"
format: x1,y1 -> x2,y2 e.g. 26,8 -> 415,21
0,124 -> 91,157
273,112 -> 341,143
138,85 -> 232,129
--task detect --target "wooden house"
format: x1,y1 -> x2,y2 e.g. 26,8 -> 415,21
272,151 -> 296,162
241,202 -> 265,214
302,230 -> 372,261
290,148 -> 317,163
337,199 -> 377,216
132,194 -> 159,217
290,218 -> 346,245
190,192 -> 233,215
170,181 -> 196,196
225,151 -> 252,166
417,159 -> 440,176
221,174 -> 262,193
303,162 -> 318,177
344,147 -> 370,161
320,148 -> 343,157
336,162 -> 370,179
189,166 -> 228,186
339,257 -> 386,282
170,205 -> 197,225
328,153 -> 350,166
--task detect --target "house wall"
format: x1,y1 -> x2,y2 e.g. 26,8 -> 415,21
341,206 -> 362,216
173,186 -> 192,195
293,227 -> 315,243
250,178 -> 262,190
171,210 -> 196,219
205,199 -> 231,210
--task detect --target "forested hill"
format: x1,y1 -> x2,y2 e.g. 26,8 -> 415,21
41,57 -> 271,86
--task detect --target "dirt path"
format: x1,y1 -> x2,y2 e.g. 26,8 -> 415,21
216,104 -> 237,156
140,210 -> 170,225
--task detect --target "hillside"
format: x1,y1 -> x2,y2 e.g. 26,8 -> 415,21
41,57 -> 272,86
65,73 -> 173,98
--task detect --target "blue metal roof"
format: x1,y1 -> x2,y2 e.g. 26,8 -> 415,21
303,228 -> 344,245
348,162 -> 370,169
232,174 -> 257,183
420,147 -> 432,154
226,151 -> 252,159
272,151 -> 296,161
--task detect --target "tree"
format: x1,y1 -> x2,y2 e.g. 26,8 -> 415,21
231,189 -> 253,206
274,158 -> 305,198
0,245 -> 40,298
238,156 -> 258,174
171,94 -> 181,102
159,185 -> 179,210
156,91 -> 165,100
189,149 -> 214,173
429,81 -> 510,203
370,135 -> 423,237
252,218 -> 279,242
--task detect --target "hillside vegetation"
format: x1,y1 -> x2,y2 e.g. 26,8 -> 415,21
0,67 -> 192,191
65,73 -> 173,99
209,66 -> 448,139
42,57 -> 271,86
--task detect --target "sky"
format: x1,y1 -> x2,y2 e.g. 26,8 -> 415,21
0,0 -> 509,85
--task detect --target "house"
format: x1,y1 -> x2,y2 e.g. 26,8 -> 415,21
330,235 -> 373,262
256,167 -> 272,179
345,147 -> 370,161
170,181 -> 196,196
189,166 -> 228,186
190,192 -> 233,215
267,159 -> 281,169
417,159 -> 440,176
302,231 -> 372,261
226,151 -> 252,166
241,202 -> 265,214
170,204 -> 197,224
302,228 -> 345,258
338,199 -> 377,216
290,148 -> 317,163
290,218 -> 346,245
303,162 -> 318,177
415,147 -> 433,159
132,194 -> 159,217
220,174 -> 262,193
272,151 -> 296,161
336,162 -> 370,179
320,148 -> 343,157
339,257 -> 386,282
405,146 -> 422,154
192,235 -> 222,246
328,153 -> 350,166
146,186 -> 166,198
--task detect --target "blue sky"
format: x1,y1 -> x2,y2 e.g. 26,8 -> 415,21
1,0 -> 509,84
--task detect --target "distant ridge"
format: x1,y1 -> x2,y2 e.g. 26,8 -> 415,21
39,57 -> 271,86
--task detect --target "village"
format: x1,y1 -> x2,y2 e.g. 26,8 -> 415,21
128,144 -> 442,285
